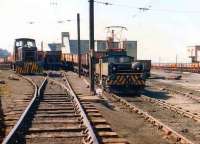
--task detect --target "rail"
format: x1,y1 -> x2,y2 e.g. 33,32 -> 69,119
148,81 -> 200,103
51,77 -> 100,144
104,92 -> 194,144
2,77 -> 47,144
140,95 -> 200,122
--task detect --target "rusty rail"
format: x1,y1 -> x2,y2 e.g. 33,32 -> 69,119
81,74 -> 196,143
140,95 -> 200,122
50,79 -> 100,144
147,81 -> 200,103
164,87 -> 200,103
105,92 -> 194,144
2,77 -> 47,144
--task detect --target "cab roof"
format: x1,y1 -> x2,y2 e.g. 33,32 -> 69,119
15,38 -> 35,41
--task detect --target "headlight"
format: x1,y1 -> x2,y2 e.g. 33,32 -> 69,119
112,66 -> 117,71
132,62 -> 143,71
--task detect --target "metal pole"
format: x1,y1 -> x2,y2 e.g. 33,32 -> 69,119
77,13 -> 81,78
41,41 -> 44,51
176,54 -> 178,70
89,0 -> 95,93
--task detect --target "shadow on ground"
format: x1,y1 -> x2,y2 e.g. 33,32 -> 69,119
141,88 -> 171,100
113,87 -> 171,101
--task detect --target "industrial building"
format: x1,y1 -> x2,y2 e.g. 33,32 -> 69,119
188,45 -> 200,63
60,32 -> 137,60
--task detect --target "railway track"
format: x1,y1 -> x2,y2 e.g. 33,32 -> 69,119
103,92 -> 198,144
27,75 -> 46,88
62,72 -> 178,143
3,74 -> 128,144
1,74 -> 41,143
61,71 -> 200,144
146,80 -> 200,116
147,80 -> 200,103
3,78 -> 94,144
53,73 -> 129,144
2,76 -> 45,144
139,95 -> 200,122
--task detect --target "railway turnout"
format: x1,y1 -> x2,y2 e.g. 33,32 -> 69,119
3,77 -> 98,144
2,70 -> 200,144
2,1 -> 200,144
2,73 -> 128,144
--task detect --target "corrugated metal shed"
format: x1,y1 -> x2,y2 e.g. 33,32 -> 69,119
69,40 -> 89,54
95,40 -> 107,51
68,40 -> 137,59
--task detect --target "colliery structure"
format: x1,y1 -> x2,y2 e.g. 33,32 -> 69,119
1,4 -> 200,144
11,25 -> 149,92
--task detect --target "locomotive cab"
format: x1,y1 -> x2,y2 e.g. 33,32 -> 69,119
13,38 -> 42,74
14,38 -> 37,62
106,56 -> 143,74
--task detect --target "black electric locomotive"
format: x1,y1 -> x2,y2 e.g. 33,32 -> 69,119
94,26 -> 145,91
95,50 -> 145,91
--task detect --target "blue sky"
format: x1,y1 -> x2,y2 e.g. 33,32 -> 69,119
1,0 -> 200,62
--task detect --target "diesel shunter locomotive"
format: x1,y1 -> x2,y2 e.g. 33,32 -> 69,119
13,38 -> 42,74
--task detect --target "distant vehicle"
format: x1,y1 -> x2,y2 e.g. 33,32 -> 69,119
43,51 -> 62,70
13,38 -> 42,74
14,38 -> 37,62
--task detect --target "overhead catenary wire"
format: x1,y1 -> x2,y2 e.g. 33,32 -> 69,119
94,0 -> 151,21
94,0 -> 200,14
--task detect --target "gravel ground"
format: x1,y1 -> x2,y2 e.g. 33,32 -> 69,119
0,70 -> 34,142
62,71 -> 173,144
94,102 -> 172,144
143,84 -> 200,115
147,70 -> 200,115
151,69 -> 200,93
51,71 -> 199,143
26,75 -> 45,87
145,69 -> 200,116
122,96 -> 200,143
